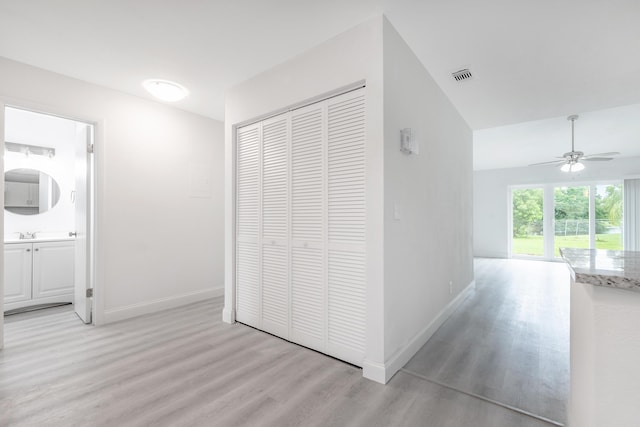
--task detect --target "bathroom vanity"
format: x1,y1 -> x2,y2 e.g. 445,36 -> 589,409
4,236 -> 75,311
560,248 -> 640,427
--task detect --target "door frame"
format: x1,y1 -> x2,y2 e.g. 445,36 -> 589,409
0,98 -> 104,349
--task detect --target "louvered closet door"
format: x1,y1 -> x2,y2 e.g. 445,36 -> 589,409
290,103 -> 326,352
235,88 -> 366,367
261,115 -> 290,338
236,123 -> 261,327
326,90 -> 366,365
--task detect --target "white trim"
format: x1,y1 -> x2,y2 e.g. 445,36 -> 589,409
624,179 -> 640,251
104,287 -> 224,324
512,255 -> 565,263
589,184 -> 596,249
222,307 -> 236,323
543,186 -> 555,258
507,187 -> 513,257
223,123 -> 237,325
0,100 -> 5,349
362,280 -> 476,384
476,252 -> 509,259
91,120 -> 104,325
362,360 -> 387,384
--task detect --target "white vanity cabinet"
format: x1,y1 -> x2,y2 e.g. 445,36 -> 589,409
4,242 -> 33,305
3,240 -> 74,311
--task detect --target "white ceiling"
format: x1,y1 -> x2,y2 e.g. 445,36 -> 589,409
474,103 -> 640,170
1,0 -> 639,166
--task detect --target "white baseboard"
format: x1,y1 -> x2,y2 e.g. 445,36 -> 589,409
362,360 -> 387,384
103,287 -> 224,324
474,252 -> 508,259
363,280 -> 476,384
222,307 -> 235,324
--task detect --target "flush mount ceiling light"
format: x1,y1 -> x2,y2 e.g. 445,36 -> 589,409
529,115 -> 620,173
142,79 -> 189,102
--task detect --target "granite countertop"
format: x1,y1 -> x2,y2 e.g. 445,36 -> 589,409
560,248 -> 640,293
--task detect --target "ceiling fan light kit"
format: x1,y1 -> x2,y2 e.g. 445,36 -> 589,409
528,114 -> 620,172
560,161 -> 585,172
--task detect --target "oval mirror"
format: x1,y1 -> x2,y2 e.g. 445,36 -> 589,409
4,168 -> 61,215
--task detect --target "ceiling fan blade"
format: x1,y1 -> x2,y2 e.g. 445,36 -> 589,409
582,152 -> 620,158
529,160 -> 566,166
583,157 -> 613,161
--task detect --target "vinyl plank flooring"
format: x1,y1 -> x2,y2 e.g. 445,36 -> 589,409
1,264 -> 562,426
405,258 -> 570,424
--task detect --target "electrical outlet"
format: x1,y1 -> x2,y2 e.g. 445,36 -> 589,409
449,281 -> 453,295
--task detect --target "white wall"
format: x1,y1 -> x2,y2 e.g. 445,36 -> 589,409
0,56 -> 225,323
474,157 -> 640,258
224,15 -> 475,383
382,19 -> 474,368
224,17 -> 386,372
4,107 -> 76,235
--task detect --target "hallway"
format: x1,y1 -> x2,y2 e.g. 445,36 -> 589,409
0,259 -> 568,426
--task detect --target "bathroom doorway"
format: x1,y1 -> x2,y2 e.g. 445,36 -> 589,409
1,105 -> 96,346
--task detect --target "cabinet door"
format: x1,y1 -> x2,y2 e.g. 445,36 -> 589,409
4,243 -> 33,304
32,241 -> 75,299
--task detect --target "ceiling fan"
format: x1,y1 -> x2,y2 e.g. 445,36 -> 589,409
529,115 -> 620,172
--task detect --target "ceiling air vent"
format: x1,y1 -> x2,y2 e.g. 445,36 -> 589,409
452,68 -> 473,82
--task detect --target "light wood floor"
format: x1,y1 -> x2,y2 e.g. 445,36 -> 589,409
0,259 -> 566,427
405,258 -> 570,425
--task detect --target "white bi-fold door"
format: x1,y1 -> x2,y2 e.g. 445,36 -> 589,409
236,88 -> 366,366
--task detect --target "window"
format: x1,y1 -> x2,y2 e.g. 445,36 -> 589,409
554,186 -> 590,257
510,181 -> 623,259
595,184 -> 623,250
511,188 -> 544,257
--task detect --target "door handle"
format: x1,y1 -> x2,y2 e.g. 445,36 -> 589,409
69,232 -> 77,237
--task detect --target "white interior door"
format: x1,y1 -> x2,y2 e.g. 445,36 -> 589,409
74,123 -> 93,323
